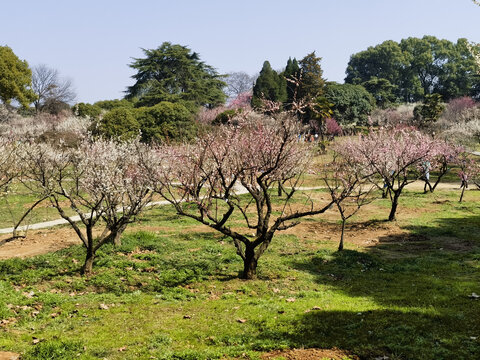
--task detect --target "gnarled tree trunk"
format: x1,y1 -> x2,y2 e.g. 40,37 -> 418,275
242,245 -> 258,280
82,247 -> 95,275
388,190 -> 401,221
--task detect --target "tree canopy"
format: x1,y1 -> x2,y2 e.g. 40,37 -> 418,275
325,82 -> 375,126
284,57 -> 300,107
252,54 -> 328,120
0,46 -> 35,108
125,42 -> 226,109
251,61 -> 286,108
345,36 -> 480,102
298,52 -> 325,100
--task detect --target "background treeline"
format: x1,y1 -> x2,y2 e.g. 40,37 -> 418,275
1,36 -> 479,143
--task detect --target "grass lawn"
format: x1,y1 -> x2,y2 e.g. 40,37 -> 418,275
0,188 -> 479,359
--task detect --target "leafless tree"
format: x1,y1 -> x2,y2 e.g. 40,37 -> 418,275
224,71 -> 257,99
32,64 -> 76,113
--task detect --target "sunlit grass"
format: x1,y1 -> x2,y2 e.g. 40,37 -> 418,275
0,186 -> 479,359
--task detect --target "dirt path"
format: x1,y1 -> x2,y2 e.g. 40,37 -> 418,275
0,227 -> 82,260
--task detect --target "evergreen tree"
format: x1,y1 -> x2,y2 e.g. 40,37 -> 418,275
298,52 -> 325,100
284,57 -> 300,107
252,61 -> 286,108
325,82 -> 375,126
125,42 -> 226,110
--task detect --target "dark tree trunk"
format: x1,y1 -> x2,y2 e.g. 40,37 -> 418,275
388,190 -> 401,221
424,180 -> 432,193
459,185 -> 466,203
338,220 -> 345,251
82,247 -> 95,275
113,232 -> 122,247
242,246 -> 258,280
277,181 -> 283,197
382,186 -> 389,199
113,225 -> 127,247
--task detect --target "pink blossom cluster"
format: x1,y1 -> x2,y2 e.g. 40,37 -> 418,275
228,91 -> 252,110
335,127 -> 436,185
156,114 -> 310,202
325,118 -> 342,137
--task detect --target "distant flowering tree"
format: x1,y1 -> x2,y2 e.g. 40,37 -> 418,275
19,138 -> 154,274
443,97 -> 477,122
228,91 -> 253,110
323,156 -> 375,250
325,117 -> 343,138
195,106 -> 227,125
421,141 -> 463,193
0,137 -> 42,243
456,153 -> 480,202
336,127 -> 437,221
150,113 -> 335,279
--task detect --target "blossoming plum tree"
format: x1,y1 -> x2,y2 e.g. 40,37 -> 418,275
456,153 -> 480,202
323,155 -> 375,250
150,113 -> 335,279
421,141 -> 463,193
0,137 -> 17,191
336,127 -> 437,221
19,138 -> 155,274
0,137 -> 40,243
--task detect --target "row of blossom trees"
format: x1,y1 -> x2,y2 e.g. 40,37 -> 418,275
334,127 -> 468,221
0,110 -> 476,278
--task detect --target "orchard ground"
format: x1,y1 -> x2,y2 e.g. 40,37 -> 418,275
0,184 -> 479,359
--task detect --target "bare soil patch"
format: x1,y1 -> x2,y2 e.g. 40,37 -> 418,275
287,220 -> 403,248
261,348 -> 359,360
0,224 -> 216,260
0,227 -> 82,259
0,352 -> 20,360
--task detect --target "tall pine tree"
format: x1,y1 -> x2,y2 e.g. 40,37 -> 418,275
252,61 -> 286,108
284,57 -> 300,108
298,52 -> 325,100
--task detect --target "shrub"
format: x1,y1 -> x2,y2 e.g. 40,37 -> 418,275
92,107 -> 140,140
413,93 -> 445,127
212,108 -> 242,125
42,99 -> 72,116
94,98 -> 135,111
325,82 -> 375,126
73,102 -> 102,120
137,101 -> 196,143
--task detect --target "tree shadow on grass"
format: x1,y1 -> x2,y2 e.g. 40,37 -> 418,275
247,308 -> 480,360
281,215 -> 480,359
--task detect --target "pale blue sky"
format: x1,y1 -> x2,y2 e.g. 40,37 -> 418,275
1,0 -> 479,103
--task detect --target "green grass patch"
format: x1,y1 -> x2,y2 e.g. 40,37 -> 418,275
0,189 -> 479,359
